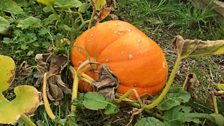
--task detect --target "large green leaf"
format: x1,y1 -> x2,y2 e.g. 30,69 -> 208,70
157,87 -> 191,110
17,17 -> 42,29
0,55 -> 40,124
77,92 -> 119,115
135,117 -> 165,126
163,106 -> 208,126
0,86 -> 40,124
83,92 -> 109,110
0,0 -> 23,14
0,16 -> 10,34
210,113 -> 224,126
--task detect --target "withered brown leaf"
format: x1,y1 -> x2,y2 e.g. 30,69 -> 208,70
183,73 -> 200,100
35,53 -> 71,104
92,64 -> 119,100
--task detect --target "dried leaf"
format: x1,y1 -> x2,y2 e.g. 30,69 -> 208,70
94,7 -> 112,22
0,55 -> 40,124
35,53 -> 71,103
92,65 -> 119,100
183,74 -> 200,100
173,35 -> 224,58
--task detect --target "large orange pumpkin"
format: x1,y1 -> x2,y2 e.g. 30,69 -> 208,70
71,20 -> 168,98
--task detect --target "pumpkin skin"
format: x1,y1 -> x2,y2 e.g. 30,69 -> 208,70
71,20 -> 168,98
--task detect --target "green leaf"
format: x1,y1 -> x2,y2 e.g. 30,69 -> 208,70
78,3 -> 90,13
43,6 -> 51,13
0,55 -> 40,124
94,0 -> 106,10
43,14 -> 57,25
157,87 -> 191,110
163,106 -> 203,126
135,117 -> 165,126
0,55 -> 15,92
20,44 -> 28,50
60,24 -> 72,31
0,16 -> 10,34
83,92 -> 108,110
0,0 -> 23,14
27,51 -> 34,56
37,0 -> 55,5
54,0 -> 82,9
82,92 -> 118,115
39,28 -> 49,36
216,84 -> 224,91
210,113 -> 224,126
17,17 -> 42,29
2,38 -> 11,44
104,103 -> 119,115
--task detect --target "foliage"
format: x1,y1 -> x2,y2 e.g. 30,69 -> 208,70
0,55 -> 40,124
0,0 -> 92,61
157,87 -> 191,110
135,117 -> 165,126
73,92 -> 119,115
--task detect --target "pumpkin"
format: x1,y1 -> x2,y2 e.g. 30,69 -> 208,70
71,20 -> 168,98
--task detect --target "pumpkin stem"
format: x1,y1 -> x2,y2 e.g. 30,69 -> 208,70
69,66 -> 80,114
80,73 -> 95,83
116,89 -> 143,107
43,72 -> 56,120
77,59 -> 99,74
211,94 -> 219,114
20,114 -> 36,126
144,55 -> 182,109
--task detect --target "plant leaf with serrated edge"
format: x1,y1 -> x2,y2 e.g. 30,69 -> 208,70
82,92 -> 118,115
157,87 -> 190,110
135,117 -> 165,126
0,0 -> 23,14
104,103 -> 119,115
163,106 -> 218,126
0,55 -> 40,124
83,92 -> 108,110
17,17 -> 42,29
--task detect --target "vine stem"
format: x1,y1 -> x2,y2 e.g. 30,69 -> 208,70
144,55 -> 182,109
212,94 -> 219,114
69,66 -> 80,114
43,72 -> 56,120
20,114 -> 36,126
